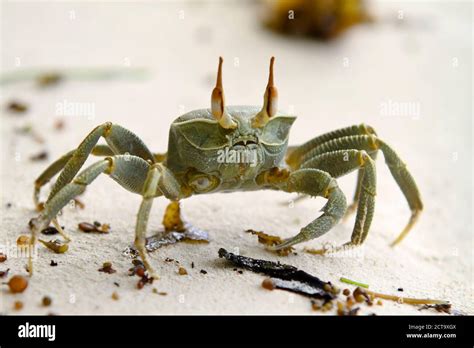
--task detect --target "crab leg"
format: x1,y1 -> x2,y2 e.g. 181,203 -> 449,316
134,163 -> 182,279
134,166 -> 161,279
286,123 -> 377,216
33,144 -> 114,209
28,155 -> 152,275
298,149 -> 377,253
268,168 -> 347,250
46,122 -> 156,203
286,123 -> 377,169
301,134 -> 423,246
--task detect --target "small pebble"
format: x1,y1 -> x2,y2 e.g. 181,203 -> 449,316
178,267 -> 188,275
30,151 -> 49,161
135,268 -> 145,277
343,288 -> 351,296
36,73 -> 62,87
54,119 -> 65,131
98,262 -> 116,274
14,301 -> 24,311
42,296 -> 52,307
111,292 -> 119,300
336,301 -> 345,316
7,101 -> 28,113
8,275 -> 28,293
261,278 -> 275,290
78,222 -> 96,232
0,253 -> 7,262
346,296 -> 355,308
355,294 -> 365,303
17,235 -> 30,247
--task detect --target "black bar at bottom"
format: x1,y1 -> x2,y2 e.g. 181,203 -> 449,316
0,315 -> 472,346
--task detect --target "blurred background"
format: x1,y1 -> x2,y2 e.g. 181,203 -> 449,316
0,1 -> 472,314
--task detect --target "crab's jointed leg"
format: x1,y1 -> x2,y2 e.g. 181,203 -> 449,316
34,144 -> 115,208
286,123 -> 377,217
299,149 -> 377,253
265,168 -> 348,251
296,131 -> 422,247
135,166 -> 161,279
45,123 -> 156,204
286,123 -> 377,169
134,163 -> 182,279
28,155 -> 155,275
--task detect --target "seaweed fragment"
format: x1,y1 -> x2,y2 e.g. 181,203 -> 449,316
419,303 -> 452,314
123,225 -> 209,256
218,248 -> 336,300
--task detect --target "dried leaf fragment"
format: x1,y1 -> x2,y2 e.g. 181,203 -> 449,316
245,229 -> 295,256
39,239 -> 69,254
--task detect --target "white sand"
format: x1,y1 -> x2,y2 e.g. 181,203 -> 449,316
0,1 -> 472,315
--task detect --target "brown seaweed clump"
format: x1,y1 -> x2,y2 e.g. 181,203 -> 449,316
264,0 -> 371,40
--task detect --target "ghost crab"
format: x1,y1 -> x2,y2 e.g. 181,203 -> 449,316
28,57 -> 423,278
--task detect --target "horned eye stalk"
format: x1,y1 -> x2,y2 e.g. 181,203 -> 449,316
252,56 -> 278,128
211,57 -> 237,129
211,56 -> 278,129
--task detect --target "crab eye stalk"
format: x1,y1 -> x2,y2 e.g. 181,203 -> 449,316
211,57 -> 237,129
252,56 -> 278,128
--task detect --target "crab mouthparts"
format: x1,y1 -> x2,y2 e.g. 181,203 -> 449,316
233,139 -> 258,146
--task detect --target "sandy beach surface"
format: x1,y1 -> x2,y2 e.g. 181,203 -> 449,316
0,0 -> 472,315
